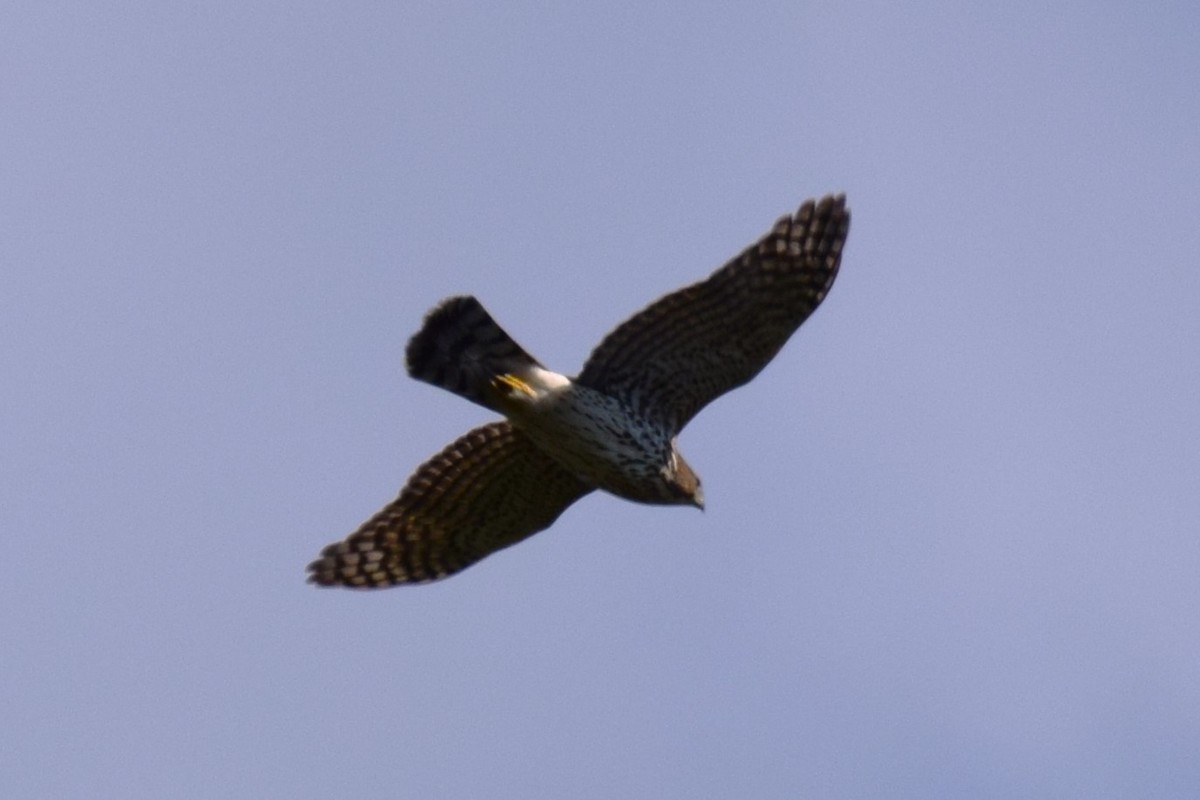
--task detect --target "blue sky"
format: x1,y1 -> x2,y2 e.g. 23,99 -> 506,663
4,2 -> 1199,797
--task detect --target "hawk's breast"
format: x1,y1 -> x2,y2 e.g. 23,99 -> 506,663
506,379 -> 674,503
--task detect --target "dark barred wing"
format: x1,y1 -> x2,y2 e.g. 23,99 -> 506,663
308,422 -> 592,587
577,194 -> 849,433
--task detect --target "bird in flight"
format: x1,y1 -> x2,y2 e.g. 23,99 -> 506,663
308,194 -> 850,587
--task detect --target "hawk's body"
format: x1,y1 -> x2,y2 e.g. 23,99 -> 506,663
308,194 -> 850,587
407,300 -> 694,506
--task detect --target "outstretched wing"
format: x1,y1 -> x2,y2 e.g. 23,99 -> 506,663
576,194 -> 849,433
308,422 -> 592,587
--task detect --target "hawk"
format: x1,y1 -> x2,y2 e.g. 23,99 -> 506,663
308,194 -> 849,587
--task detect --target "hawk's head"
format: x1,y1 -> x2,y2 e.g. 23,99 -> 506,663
660,451 -> 704,510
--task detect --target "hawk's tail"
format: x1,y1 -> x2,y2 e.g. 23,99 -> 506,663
405,296 -> 543,411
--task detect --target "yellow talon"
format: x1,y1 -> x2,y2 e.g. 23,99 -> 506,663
492,373 -> 535,397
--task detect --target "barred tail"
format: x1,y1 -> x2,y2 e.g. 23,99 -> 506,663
405,296 -> 542,410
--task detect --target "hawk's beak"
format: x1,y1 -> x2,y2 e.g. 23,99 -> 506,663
692,487 -> 705,512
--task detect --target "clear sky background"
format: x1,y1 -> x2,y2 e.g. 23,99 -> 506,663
4,3 -> 1199,798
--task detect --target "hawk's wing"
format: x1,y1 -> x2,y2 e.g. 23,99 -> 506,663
308,422 -> 592,587
576,194 -> 849,433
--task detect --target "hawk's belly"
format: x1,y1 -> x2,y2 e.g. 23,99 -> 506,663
505,383 -> 674,504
